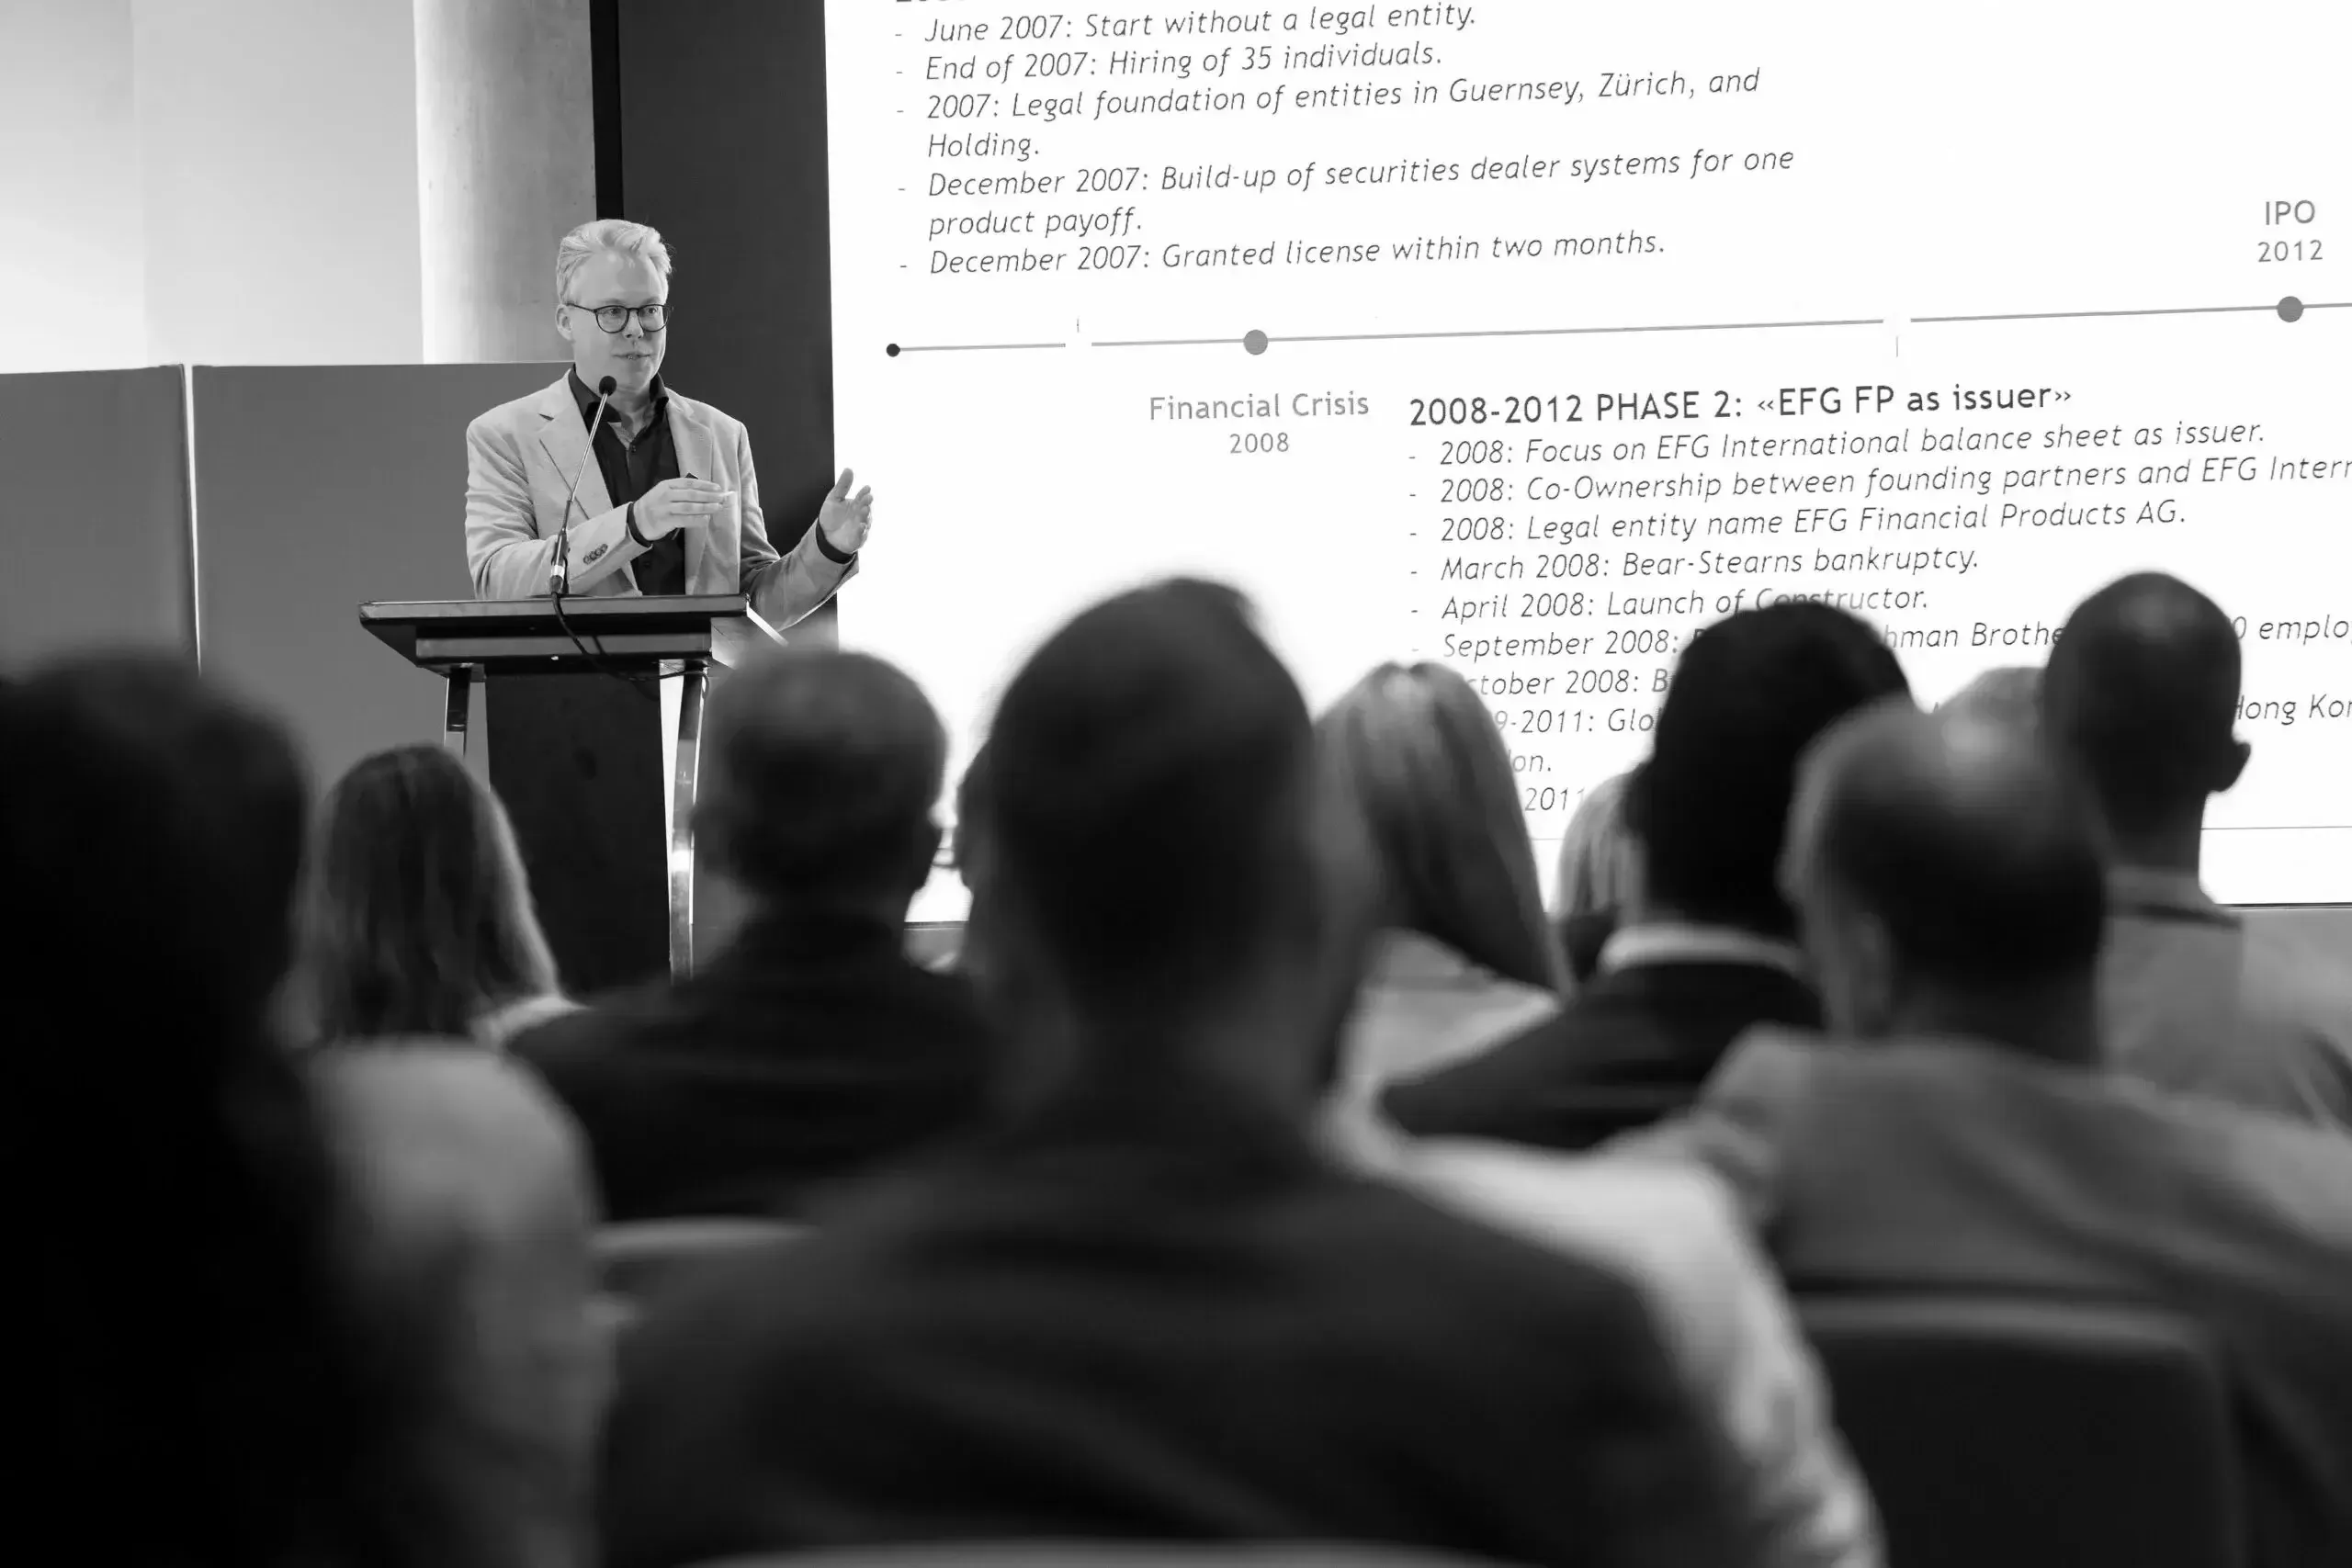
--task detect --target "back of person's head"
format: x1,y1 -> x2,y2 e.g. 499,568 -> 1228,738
1551,771 -> 1642,983
8,655 -> 310,1038
1939,665 -> 2042,733
982,579 -> 1374,1099
1782,703 -> 2108,1061
1318,662 -> 1561,991
2042,572 -> 2248,844
1628,602 -> 1911,936
696,647 -> 947,918
1555,769 -> 1642,919
2,655 -> 413,1567
300,744 -> 559,1043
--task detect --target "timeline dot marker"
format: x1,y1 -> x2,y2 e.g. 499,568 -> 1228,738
886,343 -> 902,356
1243,330 -> 1270,355
2278,297 -> 2304,322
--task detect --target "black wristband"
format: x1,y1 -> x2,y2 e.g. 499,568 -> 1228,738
625,502 -> 650,549
814,526 -> 856,566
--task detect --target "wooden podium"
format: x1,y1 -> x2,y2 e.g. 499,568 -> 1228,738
360,595 -> 778,995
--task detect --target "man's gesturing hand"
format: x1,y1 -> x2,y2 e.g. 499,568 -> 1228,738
815,468 -> 875,555
637,477 -> 732,539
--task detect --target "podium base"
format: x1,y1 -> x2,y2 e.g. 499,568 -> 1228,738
485,669 -> 669,998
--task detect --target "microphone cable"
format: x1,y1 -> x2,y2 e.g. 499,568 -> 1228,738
548,374 -> 664,701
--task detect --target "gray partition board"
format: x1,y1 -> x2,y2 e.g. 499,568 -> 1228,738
0,366 -> 192,664
190,362 -> 564,787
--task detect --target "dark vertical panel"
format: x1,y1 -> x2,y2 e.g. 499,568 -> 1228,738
487,669 -> 669,994
590,0 -> 625,219
616,0 -> 834,588
0,367 -> 194,665
190,363 -> 567,787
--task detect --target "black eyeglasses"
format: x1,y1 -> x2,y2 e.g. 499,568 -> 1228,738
567,301 -> 672,333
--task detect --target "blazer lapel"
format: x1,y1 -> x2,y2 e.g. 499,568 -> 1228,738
534,379 -> 614,532
667,398 -> 717,592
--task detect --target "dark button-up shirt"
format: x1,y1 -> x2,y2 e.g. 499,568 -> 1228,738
570,367 -> 684,595
567,369 -> 858,592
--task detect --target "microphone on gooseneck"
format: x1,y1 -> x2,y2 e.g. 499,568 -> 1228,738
550,374 -> 619,596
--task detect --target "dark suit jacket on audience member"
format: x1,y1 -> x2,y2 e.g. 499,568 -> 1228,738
1557,910 -> 1619,987
1639,1028 -> 2352,1568
1382,953 -> 1821,1152
513,914 -> 993,1222
601,1076 -> 1749,1568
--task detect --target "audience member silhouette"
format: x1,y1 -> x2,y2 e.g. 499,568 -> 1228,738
1318,662 -> 1564,1120
515,648 -> 994,1221
1553,770 -> 1643,984
5,656 -> 588,1568
291,750 -> 607,1549
1634,701 -> 2352,1567
598,580 -> 1750,1568
2043,572 -> 2352,1131
297,743 -> 572,1047
1384,603 -> 1909,1149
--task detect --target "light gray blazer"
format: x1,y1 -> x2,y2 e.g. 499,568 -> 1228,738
463,377 -> 855,629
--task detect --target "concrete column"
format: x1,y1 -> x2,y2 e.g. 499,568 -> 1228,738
414,0 -> 594,363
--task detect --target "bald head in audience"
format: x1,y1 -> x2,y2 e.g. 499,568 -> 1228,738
2042,571 -> 2249,869
1783,703 -> 2109,1064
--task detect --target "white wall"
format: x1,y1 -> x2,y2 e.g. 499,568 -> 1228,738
2,2 -> 149,372
0,0 -> 423,372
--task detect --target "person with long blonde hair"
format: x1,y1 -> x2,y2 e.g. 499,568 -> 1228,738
1553,770 -> 1644,983
1317,662 -> 1566,1115
297,745 -> 571,1047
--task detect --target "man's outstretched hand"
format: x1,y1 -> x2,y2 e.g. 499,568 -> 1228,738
816,468 -> 874,555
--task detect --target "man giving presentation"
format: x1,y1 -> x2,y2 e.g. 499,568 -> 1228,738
463,219 -> 872,627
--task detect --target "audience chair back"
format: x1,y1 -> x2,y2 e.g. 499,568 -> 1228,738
692,1548 -> 1509,1568
1801,1295 -> 2242,1568
596,1217 -> 808,1326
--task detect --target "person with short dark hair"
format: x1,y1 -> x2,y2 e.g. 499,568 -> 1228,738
1318,663 -> 1565,1129
2043,572 -> 2352,1131
514,648 -> 994,1221
599,580 -> 1750,1568
1629,702 -> 2352,1568
1385,603 -> 1910,1150
6,655 -> 599,1568
296,744 -> 571,1047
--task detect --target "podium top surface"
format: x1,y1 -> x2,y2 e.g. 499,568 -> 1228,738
360,594 -> 771,671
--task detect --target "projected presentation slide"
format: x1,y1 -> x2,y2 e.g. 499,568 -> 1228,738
826,0 -> 2349,914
